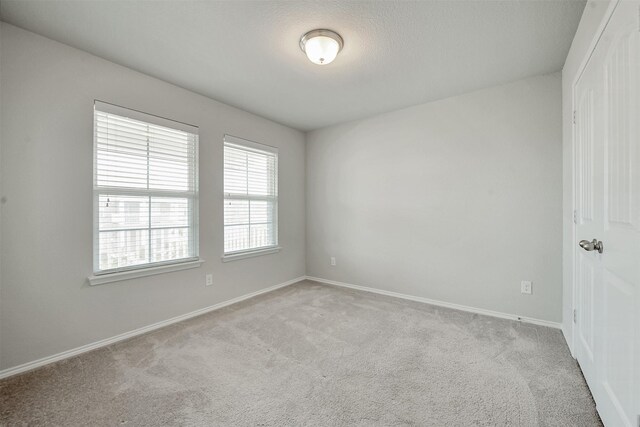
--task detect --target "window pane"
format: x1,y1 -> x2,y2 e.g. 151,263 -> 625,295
151,197 -> 190,228
224,199 -> 249,226
249,200 -> 271,224
224,146 -> 248,194
151,228 -> 190,263
247,151 -> 276,196
224,224 -> 250,253
223,199 -> 275,253
224,144 -> 276,197
148,134 -> 196,192
95,113 -> 151,189
95,148 -> 148,189
98,195 -> 149,231
99,230 -> 149,270
250,223 -> 274,249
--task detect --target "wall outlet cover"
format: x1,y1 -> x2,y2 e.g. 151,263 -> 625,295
521,280 -> 532,295
330,257 -> 336,266
206,274 -> 213,286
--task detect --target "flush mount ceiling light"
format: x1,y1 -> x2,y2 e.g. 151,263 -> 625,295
299,29 -> 344,65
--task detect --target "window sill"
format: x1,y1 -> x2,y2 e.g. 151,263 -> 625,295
221,247 -> 281,263
88,259 -> 205,286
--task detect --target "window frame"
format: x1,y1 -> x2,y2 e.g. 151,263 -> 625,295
222,134 -> 279,261
90,101 -> 201,283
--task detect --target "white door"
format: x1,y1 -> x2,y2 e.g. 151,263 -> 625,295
574,2 -> 640,426
574,37 -> 603,396
574,36 -> 604,394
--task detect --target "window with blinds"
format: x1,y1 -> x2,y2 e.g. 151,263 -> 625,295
223,135 -> 278,255
93,101 -> 199,274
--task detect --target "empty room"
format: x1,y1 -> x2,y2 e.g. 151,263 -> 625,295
0,0 -> 638,425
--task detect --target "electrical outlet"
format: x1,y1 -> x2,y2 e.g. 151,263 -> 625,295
521,280 -> 532,295
330,257 -> 336,266
205,274 -> 213,287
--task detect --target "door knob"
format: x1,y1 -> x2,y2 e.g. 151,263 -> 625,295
579,239 -> 604,254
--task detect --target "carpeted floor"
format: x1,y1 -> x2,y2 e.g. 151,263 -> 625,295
1,280 -> 601,426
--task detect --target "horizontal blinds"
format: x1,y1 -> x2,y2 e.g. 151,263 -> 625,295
94,105 -> 198,273
95,111 -> 197,193
224,136 -> 278,254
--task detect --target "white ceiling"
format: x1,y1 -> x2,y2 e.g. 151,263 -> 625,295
0,0 -> 585,131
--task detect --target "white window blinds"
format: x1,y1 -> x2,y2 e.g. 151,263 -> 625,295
223,135 -> 278,255
93,101 -> 199,274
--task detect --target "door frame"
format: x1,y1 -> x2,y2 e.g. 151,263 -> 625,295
569,0 -> 619,357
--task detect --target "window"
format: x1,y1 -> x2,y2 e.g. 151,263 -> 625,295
93,101 -> 199,276
223,135 -> 278,258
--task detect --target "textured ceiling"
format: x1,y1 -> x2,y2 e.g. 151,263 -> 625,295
0,0 -> 585,131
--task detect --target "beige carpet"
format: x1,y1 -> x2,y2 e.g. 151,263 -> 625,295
1,280 -> 600,426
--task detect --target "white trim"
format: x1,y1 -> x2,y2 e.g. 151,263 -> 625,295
88,259 -> 205,286
221,246 -> 281,262
0,276 -> 306,380
306,276 -> 562,330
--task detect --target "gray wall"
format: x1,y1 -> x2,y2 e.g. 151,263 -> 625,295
306,73 -> 563,322
0,21 -> 568,371
561,0 -> 612,352
0,24 -> 306,370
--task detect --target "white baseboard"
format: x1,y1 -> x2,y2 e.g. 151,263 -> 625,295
0,275 -> 561,380
306,276 -> 562,330
0,276 -> 306,380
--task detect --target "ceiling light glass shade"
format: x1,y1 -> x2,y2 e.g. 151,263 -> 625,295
299,29 -> 344,65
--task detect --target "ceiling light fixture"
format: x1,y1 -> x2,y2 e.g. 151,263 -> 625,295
299,29 -> 344,65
